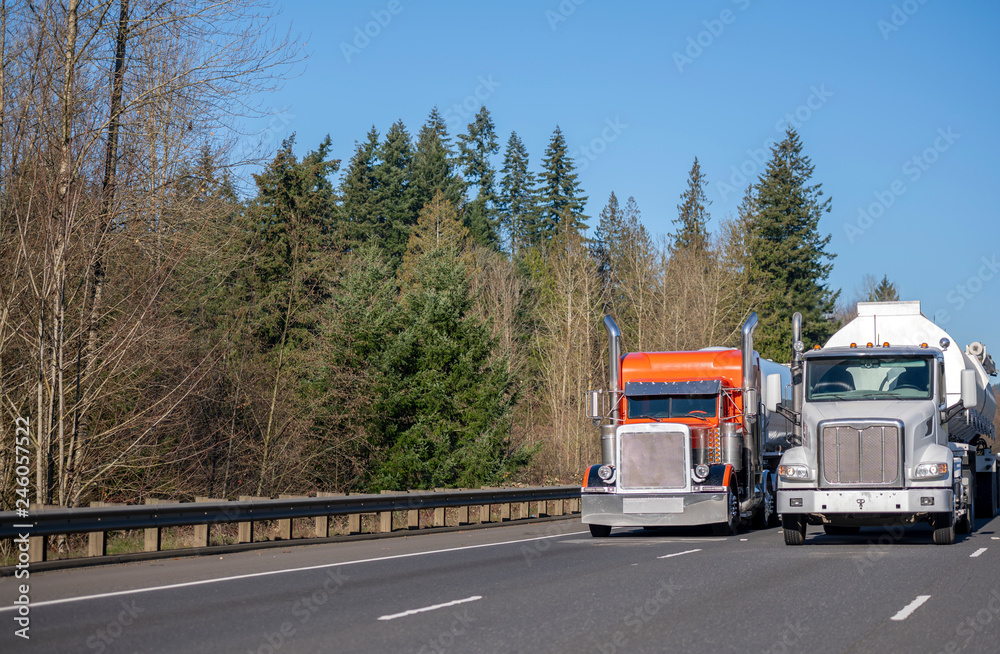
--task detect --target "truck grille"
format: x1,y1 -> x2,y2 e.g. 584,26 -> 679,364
820,423 -> 901,487
620,431 -> 687,490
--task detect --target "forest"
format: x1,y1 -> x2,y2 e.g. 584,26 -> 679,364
1,0 -> 890,510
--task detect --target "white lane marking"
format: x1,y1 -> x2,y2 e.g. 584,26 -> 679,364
991,537 -> 999,540
891,595 -> 931,621
971,548 -> 988,558
0,530 -> 587,612
378,595 -> 482,621
657,548 -> 702,559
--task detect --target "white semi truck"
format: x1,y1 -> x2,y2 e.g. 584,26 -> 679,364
773,301 -> 997,545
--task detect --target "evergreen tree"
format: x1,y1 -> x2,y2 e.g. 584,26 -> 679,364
498,131 -> 538,256
536,126 -> 588,244
398,190 -> 471,288
373,119 -> 418,264
744,127 -> 838,360
245,135 -> 340,349
412,107 -> 463,211
672,156 -> 711,253
374,248 -> 532,490
457,106 -> 500,248
869,275 -> 899,302
338,126 -> 381,249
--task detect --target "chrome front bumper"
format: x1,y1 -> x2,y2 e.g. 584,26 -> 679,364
777,488 -> 953,514
581,492 -> 727,527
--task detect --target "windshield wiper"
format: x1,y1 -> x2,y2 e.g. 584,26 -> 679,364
677,412 -> 711,421
633,414 -> 663,422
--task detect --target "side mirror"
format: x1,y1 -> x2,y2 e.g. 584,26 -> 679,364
765,374 -> 782,413
587,389 -> 604,421
960,369 -> 978,409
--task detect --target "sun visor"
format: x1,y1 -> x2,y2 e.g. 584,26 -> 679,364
623,380 -> 722,396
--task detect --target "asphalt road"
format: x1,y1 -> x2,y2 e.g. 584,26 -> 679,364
3,516 -> 1000,653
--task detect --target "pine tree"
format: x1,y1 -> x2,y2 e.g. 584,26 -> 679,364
745,127 -> 838,360
338,126 -> 381,249
457,106 -> 500,248
870,275 -> 899,302
374,248 -> 532,490
398,190 -> 471,288
536,126 -> 588,244
412,107 -> 463,212
498,131 -> 538,256
672,156 -> 711,253
373,119 -> 418,264
246,135 -> 340,349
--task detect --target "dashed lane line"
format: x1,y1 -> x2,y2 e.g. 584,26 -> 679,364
378,595 -> 482,621
971,547 -> 987,558
657,549 -> 702,559
891,595 -> 931,621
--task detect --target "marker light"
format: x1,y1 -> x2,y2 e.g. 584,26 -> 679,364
866,342 -> 874,348
850,343 -> 857,348
883,342 -> 890,348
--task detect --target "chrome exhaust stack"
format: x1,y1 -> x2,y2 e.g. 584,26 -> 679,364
601,315 -> 623,466
739,312 -> 761,514
791,312 -> 804,443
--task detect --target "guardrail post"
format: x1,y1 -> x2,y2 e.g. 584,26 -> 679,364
277,494 -> 307,540
480,487 -> 492,524
28,503 -> 48,563
457,490 -> 469,525
554,498 -> 564,516
315,492 -> 341,537
499,500 -> 511,522
518,501 -> 529,520
144,499 -> 162,552
433,489 -> 445,527
348,508 -> 361,535
88,502 -> 107,557
405,491 -> 419,530
237,496 -> 268,543
536,499 -> 547,518
379,490 -> 393,533
194,497 -> 225,547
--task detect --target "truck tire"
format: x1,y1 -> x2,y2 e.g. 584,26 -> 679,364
782,515 -> 806,545
589,524 -> 612,538
931,514 -> 955,545
823,525 -> 861,536
957,472 -> 976,535
976,467 -> 997,519
752,475 -> 779,529
713,485 -> 740,536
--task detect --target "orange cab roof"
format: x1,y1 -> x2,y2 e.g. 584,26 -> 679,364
621,349 -> 743,389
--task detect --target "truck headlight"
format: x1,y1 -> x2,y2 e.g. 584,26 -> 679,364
598,464 -> 616,483
913,462 -> 949,479
692,464 -> 710,482
778,464 -> 811,480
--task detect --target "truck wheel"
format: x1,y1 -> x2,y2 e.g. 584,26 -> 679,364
931,514 -> 955,545
976,468 -> 997,519
752,476 -> 779,529
782,515 -> 806,545
823,525 -> 860,536
713,486 -> 740,536
957,472 -> 976,535
589,524 -> 612,538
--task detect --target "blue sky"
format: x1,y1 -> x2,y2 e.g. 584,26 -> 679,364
244,0 -> 1000,354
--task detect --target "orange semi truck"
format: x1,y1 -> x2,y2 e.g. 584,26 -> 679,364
582,313 -> 791,536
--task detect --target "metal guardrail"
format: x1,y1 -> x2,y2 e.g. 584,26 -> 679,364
0,486 -> 581,565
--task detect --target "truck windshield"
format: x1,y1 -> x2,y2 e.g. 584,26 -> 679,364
626,394 -> 717,420
806,356 -> 933,401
